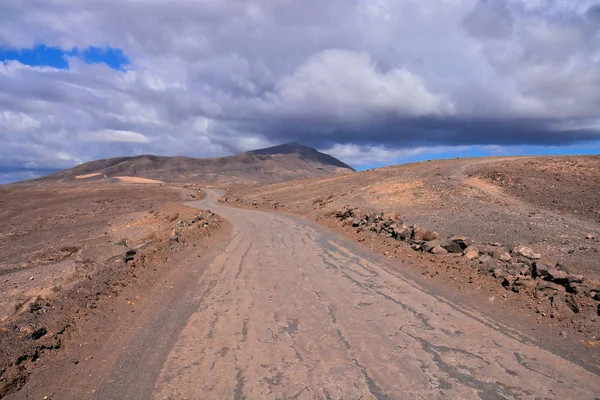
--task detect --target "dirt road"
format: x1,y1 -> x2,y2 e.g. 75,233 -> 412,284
103,188 -> 600,400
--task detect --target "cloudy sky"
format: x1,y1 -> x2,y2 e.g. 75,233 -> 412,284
1,0 -> 599,183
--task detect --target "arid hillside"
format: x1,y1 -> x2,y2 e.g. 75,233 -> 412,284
227,156 -> 600,278
35,142 -> 354,185
0,181 -> 228,397
225,155 -> 600,344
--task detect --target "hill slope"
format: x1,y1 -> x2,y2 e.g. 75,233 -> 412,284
227,155 -> 600,278
37,143 -> 354,184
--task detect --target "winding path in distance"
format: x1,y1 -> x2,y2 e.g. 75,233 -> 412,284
138,189 -> 599,399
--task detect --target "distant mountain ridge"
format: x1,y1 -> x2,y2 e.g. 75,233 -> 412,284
37,142 -> 354,184
249,142 -> 354,171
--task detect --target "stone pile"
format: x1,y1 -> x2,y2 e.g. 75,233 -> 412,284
334,206 -> 600,309
171,210 -> 216,243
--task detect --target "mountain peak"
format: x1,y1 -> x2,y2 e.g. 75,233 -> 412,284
248,142 -> 355,171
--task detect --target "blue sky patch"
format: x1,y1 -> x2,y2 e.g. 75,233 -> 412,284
0,45 -> 129,70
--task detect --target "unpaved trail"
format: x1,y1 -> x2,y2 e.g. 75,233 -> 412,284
139,189 -> 599,399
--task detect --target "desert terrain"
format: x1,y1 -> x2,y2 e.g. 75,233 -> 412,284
225,156 -> 600,344
1,153 -> 599,399
0,180 -> 228,397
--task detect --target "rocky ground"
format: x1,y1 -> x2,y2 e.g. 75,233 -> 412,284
0,181 -> 227,398
224,155 -> 600,350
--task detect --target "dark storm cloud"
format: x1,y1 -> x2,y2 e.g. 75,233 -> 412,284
0,0 -> 599,174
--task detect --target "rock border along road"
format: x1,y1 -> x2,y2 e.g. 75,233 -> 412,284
119,189 -> 600,399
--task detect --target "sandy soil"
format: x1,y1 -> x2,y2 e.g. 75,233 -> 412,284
109,176 -> 165,184
225,155 -> 600,344
0,181 -> 225,397
11,189 -> 600,399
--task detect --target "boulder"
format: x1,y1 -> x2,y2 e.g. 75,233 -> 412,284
507,263 -> 531,277
495,249 -> 512,262
335,207 -> 355,219
478,254 -> 493,264
548,269 -> 568,283
463,246 -> 479,260
549,294 -> 574,320
478,255 -> 497,273
566,274 -> 584,285
564,295 -> 580,314
431,246 -> 449,255
493,268 -> 507,279
534,281 -> 566,299
442,240 -> 464,254
502,275 -> 516,289
421,230 -> 441,241
532,261 -> 552,279
533,262 -> 570,285
393,226 -> 413,242
411,225 -> 424,241
567,283 -> 590,296
512,277 -> 537,293
420,240 -> 440,252
448,236 -> 471,250
512,245 -> 541,260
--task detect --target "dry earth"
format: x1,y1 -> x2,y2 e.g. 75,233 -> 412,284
0,181 -> 228,397
225,156 -> 600,345
2,155 -> 600,399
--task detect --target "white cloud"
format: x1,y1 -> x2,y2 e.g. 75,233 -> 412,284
264,49 -> 454,121
83,129 -> 151,143
0,0 -> 598,180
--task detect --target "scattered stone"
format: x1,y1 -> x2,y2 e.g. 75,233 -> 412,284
124,249 -> 137,263
493,268 -> 507,279
478,256 -> 497,273
421,230 -> 441,241
431,246 -> 448,255
502,275 -> 515,289
116,238 -> 127,246
463,246 -> 479,260
532,262 -> 569,285
411,225 -> 424,241
566,274 -> 584,285
586,233 -> 596,240
478,254 -> 492,264
568,283 -> 590,296
507,263 -> 531,277
496,251 -> 512,262
512,245 -> 541,260
534,281 -> 566,298
393,226 -> 413,242
564,295 -> 580,314
447,236 -> 471,251
512,277 -> 536,293
560,331 -> 567,337
30,326 -> 48,340
421,240 -> 445,253
532,262 -> 552,279
442,240 -> 463,254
